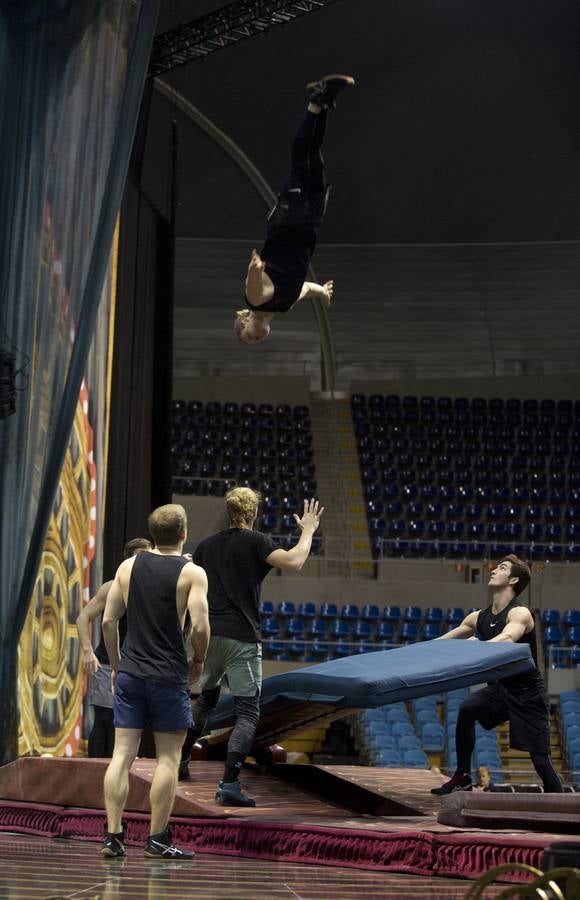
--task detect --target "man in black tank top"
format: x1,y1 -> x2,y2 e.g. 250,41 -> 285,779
76,538 -> 151,757
179,487 -> 324,807
431,554 -> 562,796
234,75 -> 355,345
101,504 -> 210,860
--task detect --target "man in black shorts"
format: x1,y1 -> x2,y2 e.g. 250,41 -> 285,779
431,554 -> 562,795
234,74 -> 355,344
179,487 -> 324,806
76,538 -> 151,757
101,504 -> 210,859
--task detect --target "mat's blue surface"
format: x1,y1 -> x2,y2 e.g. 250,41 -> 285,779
210,640 -> 534,729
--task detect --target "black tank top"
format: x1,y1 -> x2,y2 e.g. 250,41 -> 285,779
94,612 -> 127,665
477,598 -> 541,690
118,552 -> 189,687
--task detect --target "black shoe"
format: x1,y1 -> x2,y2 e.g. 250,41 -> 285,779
306,74 -> 355,109
178,760 -> 191,781
102,820 -> 127,858
215,779 -> 256,808
431,774 -> 473,796
144,826 -> 195,860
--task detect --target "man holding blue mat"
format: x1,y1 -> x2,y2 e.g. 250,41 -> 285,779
431,555 -> 562,795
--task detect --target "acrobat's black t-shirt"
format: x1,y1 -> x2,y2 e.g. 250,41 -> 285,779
193,528 -> 277,643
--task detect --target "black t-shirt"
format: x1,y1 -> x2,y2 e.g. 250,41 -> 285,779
118,552 -> 189,687
477,598 -> 542,692
193,528 -> 277,643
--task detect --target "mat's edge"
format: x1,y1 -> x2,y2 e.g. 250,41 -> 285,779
0,800 -> 543,882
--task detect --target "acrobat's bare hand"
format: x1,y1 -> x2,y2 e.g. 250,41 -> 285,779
321,280 -> 334,306
82,648 -> 100,677
293,498 -> 324,533
249,248 -> 266,272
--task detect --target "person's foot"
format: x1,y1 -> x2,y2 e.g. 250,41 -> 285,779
178,759 -> 191,781
215,779 -> 256,807
101,820 -> 127,858
144,826 -> 195,860
430,774 -> 473,796
306,74 -> 355,109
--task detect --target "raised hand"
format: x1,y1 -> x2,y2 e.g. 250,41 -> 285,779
294,498 -> 324,533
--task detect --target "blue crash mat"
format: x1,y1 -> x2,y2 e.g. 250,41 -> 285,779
210,639 -> 534,729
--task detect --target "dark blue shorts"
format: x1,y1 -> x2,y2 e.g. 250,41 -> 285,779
114,672 -> 193,732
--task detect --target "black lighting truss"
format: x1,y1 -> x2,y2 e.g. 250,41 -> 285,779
149,0 -> 342,77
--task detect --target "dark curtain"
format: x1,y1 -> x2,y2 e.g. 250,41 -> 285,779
103,175 -> 173,578
0,0 -> 160,763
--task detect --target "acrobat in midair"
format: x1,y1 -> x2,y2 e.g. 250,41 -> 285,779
235,74 -> 355,344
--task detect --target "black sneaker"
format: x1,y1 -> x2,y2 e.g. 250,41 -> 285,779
144,826 -> 195,860
306,74 -> 355,109
431,774 -> 473,796
101,820 -> 127,858
215,779 -> 256,808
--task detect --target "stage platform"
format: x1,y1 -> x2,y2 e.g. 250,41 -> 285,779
0,758 -> 577,886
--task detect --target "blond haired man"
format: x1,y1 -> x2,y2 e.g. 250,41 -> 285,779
235,75 -> 354,344
101,504 -> 209,859
180,487 -> 323,806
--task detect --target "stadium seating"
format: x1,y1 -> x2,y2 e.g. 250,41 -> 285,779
353,393 -> 580,564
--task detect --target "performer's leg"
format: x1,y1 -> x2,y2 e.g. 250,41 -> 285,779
149,731 -> 186,835
88,705 -> 114,757
179,686 -> 221,777
529,751 -> 563,792
455,697 -> 479,775
280,107 -> 323,197
103,727 -> 142,833
308,108 -> 328,195
223,691 -> 260,783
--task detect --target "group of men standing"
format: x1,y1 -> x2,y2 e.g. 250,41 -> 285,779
78,488 -> 323,860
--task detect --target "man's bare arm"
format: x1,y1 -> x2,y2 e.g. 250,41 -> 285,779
437,610 -> 479,640
488,607 -> 532,643
76,580 -> 113,675
102,572 -> 127,672
186,567 -> 210,684
245,249 -> 270,305
266,499 -> 324,573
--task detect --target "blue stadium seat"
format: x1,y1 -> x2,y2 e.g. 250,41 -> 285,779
543,626 -> 563,646
277,601 -> 296,618
425,606 -> 443,623
330,620 -> 351,640
422,623 -> 441,640
261,617 -> 280,637
311,640 -> 331,659
308,619 -> 328,639
353,621 -> 373,640
403,749 -> 429,768
404,606 -> 422,622
297,602 -> 316,619
260,513 -> 278,532
383,605 -> 401,621
447,607 -> 465,625
400,622 -> 418,642
341,604 -> 360,621
362,604 -> 380,621
376,621 -> 395,641
320,602 -> 338,620
259,600 -> 274,616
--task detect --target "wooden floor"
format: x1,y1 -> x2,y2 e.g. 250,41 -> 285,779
0,833 -> 502,899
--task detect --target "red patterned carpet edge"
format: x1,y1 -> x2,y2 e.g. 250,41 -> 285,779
0,800 -> 543,883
